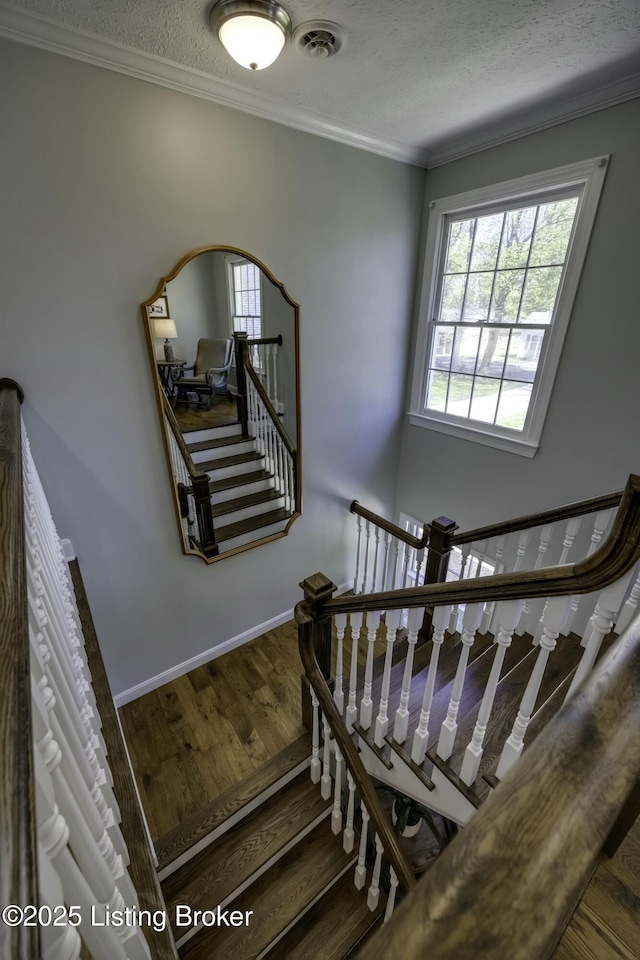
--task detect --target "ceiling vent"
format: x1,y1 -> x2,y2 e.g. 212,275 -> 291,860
293,21 -> 345,59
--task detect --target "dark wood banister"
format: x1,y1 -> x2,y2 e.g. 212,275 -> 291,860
161,392 -> 204,480
247,335 -> 283,346
350,500 -> 431,550
244,355 -> 296,458
0,378 -> 40,959
449,488 -> 624,547
357,613 -> 640,959
323,475 -> 640,617
296,583 -> 416,893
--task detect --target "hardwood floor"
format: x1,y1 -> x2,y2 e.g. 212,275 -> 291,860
173,396 -> 239,433
553,816 -> 640,960
119,621 -> 305,842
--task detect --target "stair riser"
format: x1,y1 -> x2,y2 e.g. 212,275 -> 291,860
218,517 -> 291,552
183,424 -> 243,443
215,495 -> 286,526
206,458 -> 265,481
191,440 -> 256,464
210,478 -> 275,504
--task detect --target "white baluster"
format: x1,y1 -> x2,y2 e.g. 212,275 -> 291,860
354,804 -> 370,889
374,610 -> 401,747
384,867 -> 399,923
393,606 -> 422,744
449,545 -> 470,633
310,691 -> 321,784
321,713 -> 332,800
343,772 -> 356,853
360,611 -> 381,729
496,596 -> 569,780
437,602 -> 484,761
361,521 -> 371,595
380,530 -> 392,591
346,612 -> 363,732
390,538 -> 401,591
331,744 -> 343,835
616,564 -> 640,634
562,509 -> 612,637
565,569 -> 634,700
460,599 -> 524,786
272,343 -> 280,410
353,514 -> 363,595
334,613 -> 346,715
411,604 -> 451,764
370,526 -> 381,592
516,524 -> 554,636
414,544 -> 427,589
534,517 -> 582,643
480,535 -> 505,633
367,835 -> 384,910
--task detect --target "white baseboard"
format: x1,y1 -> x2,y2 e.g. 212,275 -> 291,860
113,580 -> 352,708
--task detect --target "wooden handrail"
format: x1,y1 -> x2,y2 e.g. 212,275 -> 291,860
161,392 -> 205,481
323,475 -> 640,617
247,335 -> 283,346
450,488 -> 623,547
244,356 -> 296,458
357,612 -> 640,959
296,595 -> 416,893
350,501 -> 430,550
0,378 -> 40,959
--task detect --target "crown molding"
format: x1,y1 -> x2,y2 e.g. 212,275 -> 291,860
425,69 -> 640,168
0,2 -> 428,167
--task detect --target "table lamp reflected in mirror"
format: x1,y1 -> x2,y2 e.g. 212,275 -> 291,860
154,317 -> 178,361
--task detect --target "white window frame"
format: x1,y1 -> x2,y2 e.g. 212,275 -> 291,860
226,255 -> 263,341
409,156 -> 609,458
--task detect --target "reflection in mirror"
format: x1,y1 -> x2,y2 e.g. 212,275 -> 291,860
142,247 -> 301,563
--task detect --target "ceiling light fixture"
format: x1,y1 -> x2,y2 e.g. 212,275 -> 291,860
210,0 -> 292,71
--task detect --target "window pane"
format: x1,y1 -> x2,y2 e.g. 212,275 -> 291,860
529,197 -> 578,267
426,370 -> 449,411
475,328 -> 509,378
450,327 -> 481,374
504,329 -> 544,382
444,219 -> 474,274
497,206 -> 536,268
489,269 -> 525,322
519,266 -> 563,321
469,212 -> 504,271
495,381 -> 533,430
431,326 -> 454,369
439,274 -> 466,321
462,272 -> 493,321
446,374 -> 473,418
469,378 -> 500,422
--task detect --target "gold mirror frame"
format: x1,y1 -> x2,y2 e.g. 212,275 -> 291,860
142,245 -> 301,563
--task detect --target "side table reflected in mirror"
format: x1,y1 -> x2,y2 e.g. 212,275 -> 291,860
156,360 -> 186,401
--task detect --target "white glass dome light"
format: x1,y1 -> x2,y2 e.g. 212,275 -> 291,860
211,1 -> 292,71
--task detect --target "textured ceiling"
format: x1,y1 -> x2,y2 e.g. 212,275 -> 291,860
4,0 -> 640,162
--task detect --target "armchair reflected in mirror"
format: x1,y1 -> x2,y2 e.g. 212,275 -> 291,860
142,247 -> 301,563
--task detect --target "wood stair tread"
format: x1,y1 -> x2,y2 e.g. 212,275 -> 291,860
200,450 -> 264,472
155,734 -> 311,872
163,773 -> 331,931
187,434 -> 251,453
208,469 -> 272,494
264,869 -> 383,960
211,488 -> 283,518
179,822 -> 356,960
216,508 -> 291,542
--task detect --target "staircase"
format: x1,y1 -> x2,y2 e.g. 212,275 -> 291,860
184,422 -> 293,553
154,737 -> 382,959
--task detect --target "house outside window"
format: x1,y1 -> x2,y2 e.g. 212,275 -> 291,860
227,257 -> 263,340
410,157 -> 609,457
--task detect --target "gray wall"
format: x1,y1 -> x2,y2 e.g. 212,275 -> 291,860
396,99 -> 640,532
0,39 -> 423,697
164,253 -> 218,363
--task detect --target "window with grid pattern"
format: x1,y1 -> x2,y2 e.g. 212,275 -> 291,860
229,259 -> 262,339
410,157 -> 608,457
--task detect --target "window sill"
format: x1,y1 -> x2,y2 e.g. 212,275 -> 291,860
408,412 -> 539,458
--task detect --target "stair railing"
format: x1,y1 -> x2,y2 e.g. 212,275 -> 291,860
0,378 -> 177,960
298,475 -> 640,923
235,331 -> 300,518
161,393 -> 218,558
247,334 -> 282,409
356,609 -> 640,959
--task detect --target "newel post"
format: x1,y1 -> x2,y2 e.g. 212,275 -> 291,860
419,516 -> 458,641
299,573 -> 337,733
193,474 -> 218,558
233,331 -> 249,435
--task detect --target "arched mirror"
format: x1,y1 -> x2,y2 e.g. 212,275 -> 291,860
142,246 -> 301,563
